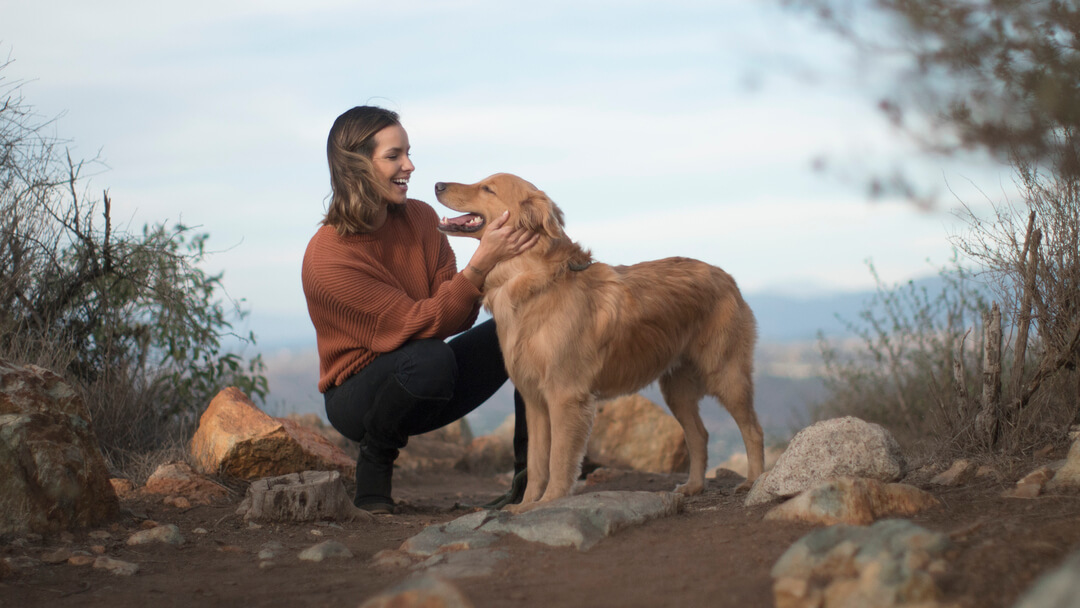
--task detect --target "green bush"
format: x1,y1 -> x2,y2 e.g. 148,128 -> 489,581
0,62 -> 267,478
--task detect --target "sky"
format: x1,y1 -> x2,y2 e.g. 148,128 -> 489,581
4,0 -> 1015,350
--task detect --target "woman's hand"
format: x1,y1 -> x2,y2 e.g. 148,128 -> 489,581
463,211 -> 540,288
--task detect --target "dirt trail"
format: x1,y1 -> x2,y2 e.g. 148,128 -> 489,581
3,467 -> 1080,608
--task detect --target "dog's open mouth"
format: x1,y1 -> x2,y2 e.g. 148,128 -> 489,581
438,213 -> 485,233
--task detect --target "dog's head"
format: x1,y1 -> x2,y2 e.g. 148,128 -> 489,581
434,173 -> 565,240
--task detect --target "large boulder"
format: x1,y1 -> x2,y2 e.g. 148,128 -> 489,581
0,359 -> 118,534
189,387 -> 355,480
747,416 -> 906,506
586,394 -> 688,474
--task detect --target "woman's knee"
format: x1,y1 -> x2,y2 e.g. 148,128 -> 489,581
395,339 -> 457,400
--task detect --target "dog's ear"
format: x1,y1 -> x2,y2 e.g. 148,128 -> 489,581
517,190 -> 564,238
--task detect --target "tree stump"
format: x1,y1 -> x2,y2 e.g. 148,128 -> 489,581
236,471 -> 372,522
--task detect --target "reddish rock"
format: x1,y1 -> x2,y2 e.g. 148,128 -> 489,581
109,478 -> 135,498
0,359 -> 119,534
764,477 -> 941,526
586,394 -> 688,474
144,462 -> 231,505
189,387 -> 355,480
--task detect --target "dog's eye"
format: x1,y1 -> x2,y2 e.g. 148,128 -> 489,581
482,185 -> 494,194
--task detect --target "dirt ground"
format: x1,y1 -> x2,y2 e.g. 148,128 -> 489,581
3,459 -> 1080,608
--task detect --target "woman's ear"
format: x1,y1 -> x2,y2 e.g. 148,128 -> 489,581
517,190 -> 564,238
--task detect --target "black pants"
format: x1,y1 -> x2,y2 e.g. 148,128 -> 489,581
324,318 -> 526,465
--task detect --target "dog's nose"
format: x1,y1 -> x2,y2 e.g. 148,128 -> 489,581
434,182 -> 446,193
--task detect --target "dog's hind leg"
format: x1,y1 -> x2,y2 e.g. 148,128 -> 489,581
709,363 -> 763,493
660,366 -> 709,496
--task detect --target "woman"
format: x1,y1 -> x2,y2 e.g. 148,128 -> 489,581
301,106 -> 536,513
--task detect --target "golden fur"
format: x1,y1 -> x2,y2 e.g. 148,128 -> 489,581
435,173 -> 763,511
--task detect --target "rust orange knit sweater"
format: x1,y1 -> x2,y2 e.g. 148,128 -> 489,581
301,199 -> 482,392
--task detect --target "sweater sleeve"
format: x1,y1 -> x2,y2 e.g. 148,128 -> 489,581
306,252 -> 481,355
432,228 -> 482,334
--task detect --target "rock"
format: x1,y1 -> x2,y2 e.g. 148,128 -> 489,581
708,446 -> 783,479
1046,439 -> 1080,491
1003,464 -> 1060,499
189,387 -> 355,479
236,470 -> 373,523
109,478 -> 135,497
372,549 -> 415,569
257,540 -> 285,560
398,491 -> 683,557
126,524 -> 184,546
93,556 -> 139,576
930,459 -> 978,486
1012,546 -> 1080,608
40,548 -> 73,564
360,574 -> 475,608
772,519 -> 953,608
298,540 -> 353,562
764,477 -> 941,526
413,549 -> 510,580
586,394 -> 688,474
68,554 -> 95,566
456,416 -> 516,475
397,434 -> 467,472
144,461 -> 231,505
0,359 -> 119,534
421,418 -> 473,446
747,416 -> 906,506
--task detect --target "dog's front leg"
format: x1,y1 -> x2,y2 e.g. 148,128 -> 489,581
535,395 -> 594,504
516,395 -> 550,506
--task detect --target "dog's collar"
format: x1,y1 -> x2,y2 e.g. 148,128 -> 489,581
568,260 -> 592,272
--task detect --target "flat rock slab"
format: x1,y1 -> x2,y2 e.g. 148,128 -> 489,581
407,490 -> 682,557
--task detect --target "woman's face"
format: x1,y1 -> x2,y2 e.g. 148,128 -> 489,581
370,124 -> 414,205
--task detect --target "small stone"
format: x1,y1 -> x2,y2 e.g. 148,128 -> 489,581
58,531 -> 76,543
193,528 -> 209,534
40,548 -> 73,564
247,521 -> 263,530
298,540 -> 353,562
68,555 -> 95,566
172,496 -> 192,509
127,524 -> 185,547
372,549 -> 414,569
258,541 -> 285,560
310,529 -> 324,536
140,519 -> 160,529
88,530 -> 112,540
259,560 -> 276,570
5,556 -> 42,570
109,478 -> 135,497
90,545 -> 106,555
93,556 -> 139,576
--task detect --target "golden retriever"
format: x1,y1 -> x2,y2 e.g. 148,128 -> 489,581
435,173 -> 763,511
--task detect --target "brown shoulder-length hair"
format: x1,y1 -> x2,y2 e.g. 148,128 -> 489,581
322,106 -> 404,234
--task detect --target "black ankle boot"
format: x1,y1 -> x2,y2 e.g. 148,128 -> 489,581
354,443 -> 398,514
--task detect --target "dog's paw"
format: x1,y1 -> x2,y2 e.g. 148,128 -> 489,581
733,479 -> 755,494
674,482 -> 703,496
503,502 -> 541,515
